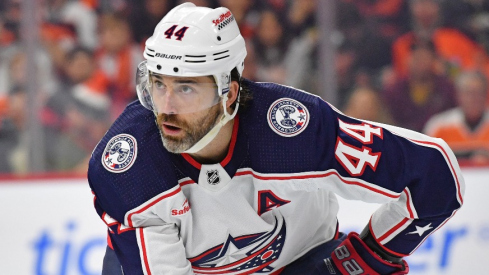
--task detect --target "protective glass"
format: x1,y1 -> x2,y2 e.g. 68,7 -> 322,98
136,61 -> 221,114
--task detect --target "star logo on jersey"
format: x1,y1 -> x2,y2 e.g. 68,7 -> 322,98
189,214 -> 287,274
267,98 -> 310,137
206,170 -> 220,185
407,223 -> 433,237
101,134 -> 137,173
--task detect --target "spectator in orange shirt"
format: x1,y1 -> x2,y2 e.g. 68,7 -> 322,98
392,0 -> 488,79
424,70 -> 489,165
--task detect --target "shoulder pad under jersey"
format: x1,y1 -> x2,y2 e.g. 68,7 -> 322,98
239,80 -> 336,174
88,101 -> 179,222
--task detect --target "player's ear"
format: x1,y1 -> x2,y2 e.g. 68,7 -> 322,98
226,80 -> 239,109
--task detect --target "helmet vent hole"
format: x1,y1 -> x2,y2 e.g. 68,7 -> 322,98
213,50 -> 229,56
173,67 -> 179,72
217,36 -> 221,41
185,54 -> 207,63
213,50 -> 230,61
214,55 -> 230,61
157,65 -> 162,70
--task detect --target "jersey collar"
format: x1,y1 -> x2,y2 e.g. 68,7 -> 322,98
172,115 -> 247,183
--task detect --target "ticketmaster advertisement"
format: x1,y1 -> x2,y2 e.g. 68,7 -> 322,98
0,168 -> 486,274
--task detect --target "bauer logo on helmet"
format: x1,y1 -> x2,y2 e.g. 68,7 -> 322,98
155,53 -> 182,60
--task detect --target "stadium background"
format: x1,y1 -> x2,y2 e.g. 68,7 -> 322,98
0,0 -> 488,274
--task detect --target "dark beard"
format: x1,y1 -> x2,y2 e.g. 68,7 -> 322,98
156,104 -> 222,153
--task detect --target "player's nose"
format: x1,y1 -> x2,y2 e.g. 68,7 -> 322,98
158,88 -> 179,114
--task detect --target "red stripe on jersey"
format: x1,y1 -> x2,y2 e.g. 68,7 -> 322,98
370,220 -> 410,257
235,170 -> 400,199
221,115 -> 239,167
102,212 -> 118,227
117,224 -> 135,234
179,179 -> 195,186
189,245 -> 224,263
376,217 -> 410,243
193,261 -> 278,274
181,153 -> 202,169
181,116 -> 240,170
189,233 -> 262,264
127,186 -> 181,227
139,228 -> 152,275
107,234 -> 113,250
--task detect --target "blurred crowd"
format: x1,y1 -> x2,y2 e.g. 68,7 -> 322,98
0,0 -> 488,175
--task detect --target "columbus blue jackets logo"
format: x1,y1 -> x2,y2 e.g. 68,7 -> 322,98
268,98 -> 309,137
102,134 -> 137,173
189,214 -> 286,274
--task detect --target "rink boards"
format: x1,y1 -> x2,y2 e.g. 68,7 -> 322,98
0,168 -> 486,275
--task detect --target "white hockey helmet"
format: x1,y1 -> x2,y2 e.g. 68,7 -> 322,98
136,2 -> 247,114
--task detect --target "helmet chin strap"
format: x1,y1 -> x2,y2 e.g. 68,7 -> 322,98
183,95 -> 239,154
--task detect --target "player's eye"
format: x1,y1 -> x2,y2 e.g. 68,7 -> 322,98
178,85 -> 195,94
153,80 -> 165,90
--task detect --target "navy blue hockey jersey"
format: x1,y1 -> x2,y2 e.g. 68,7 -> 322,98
88,80 -> 465,274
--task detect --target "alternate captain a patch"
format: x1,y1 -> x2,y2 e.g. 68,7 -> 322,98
267,98 -> 310,137
102,134 -> 137,173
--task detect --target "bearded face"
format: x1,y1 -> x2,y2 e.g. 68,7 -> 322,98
156,103 -> 223,153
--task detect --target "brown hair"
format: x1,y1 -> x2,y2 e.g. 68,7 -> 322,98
230,68 -> 252,112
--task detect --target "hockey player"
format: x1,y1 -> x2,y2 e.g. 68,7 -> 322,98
88,3 -> 465,274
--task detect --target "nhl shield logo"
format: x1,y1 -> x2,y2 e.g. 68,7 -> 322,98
206,170 -> 220,185
102,134 -> 137,173
267,98 -> 310,137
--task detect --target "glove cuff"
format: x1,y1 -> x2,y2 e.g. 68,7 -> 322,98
331,232 -> 409,275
